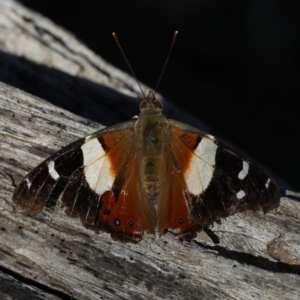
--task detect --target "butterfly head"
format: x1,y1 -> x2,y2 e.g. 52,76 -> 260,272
139,91 -> 163,115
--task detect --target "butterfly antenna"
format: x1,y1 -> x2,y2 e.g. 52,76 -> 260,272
154,30 -> 179,96
112,32 -> 146,99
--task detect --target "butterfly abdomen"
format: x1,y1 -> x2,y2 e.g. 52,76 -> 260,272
141,159 -> 161,202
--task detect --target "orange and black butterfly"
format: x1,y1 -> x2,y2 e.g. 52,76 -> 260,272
13,33 -> 280,243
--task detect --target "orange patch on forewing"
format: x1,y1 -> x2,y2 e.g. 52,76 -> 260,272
168,128 -> 201,173
177,132 -> 201,150
101,131 -> 131,152
101,132 -> 133,177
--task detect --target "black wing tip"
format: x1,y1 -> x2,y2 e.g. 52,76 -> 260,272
13,175 -> 54,214
13,193 -> 45,214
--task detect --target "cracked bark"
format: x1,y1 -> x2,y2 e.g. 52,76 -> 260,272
0,0 -> 300,299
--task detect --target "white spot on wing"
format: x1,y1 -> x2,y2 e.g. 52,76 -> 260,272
84,156 -> 114,195
95,158 -> 114,195
47,161 -> 59,180
238,161 -> 249,180
185,162 -> 200,195
200,161 -> 213,190
236,190 -> 246,199
81,138 -> 105,166
84,159 -> 104,189
185,138 -> 217,195
265,178 -> 271,189
25,178 -> 31,189
194,138 -> 218,165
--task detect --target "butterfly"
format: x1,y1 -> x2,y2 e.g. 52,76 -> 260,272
12,89 -> 281,243
13,32 -> 281,243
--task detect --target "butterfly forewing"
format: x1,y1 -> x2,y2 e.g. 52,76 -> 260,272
167,119 -> 281,226
13,139 -> 85,213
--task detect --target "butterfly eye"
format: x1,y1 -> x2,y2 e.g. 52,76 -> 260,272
139,100 -> 148,111
154,100 -> 163,110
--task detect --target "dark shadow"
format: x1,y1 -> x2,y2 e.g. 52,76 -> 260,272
203,227 -> 220,245
0,50 -> 206,129
194,240 -> 300,276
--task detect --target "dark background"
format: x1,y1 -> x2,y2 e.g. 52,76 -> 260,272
19,0 -> 300,190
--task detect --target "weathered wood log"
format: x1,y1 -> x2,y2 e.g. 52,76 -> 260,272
0,0 -> 300,299
1,81 -> 300,299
